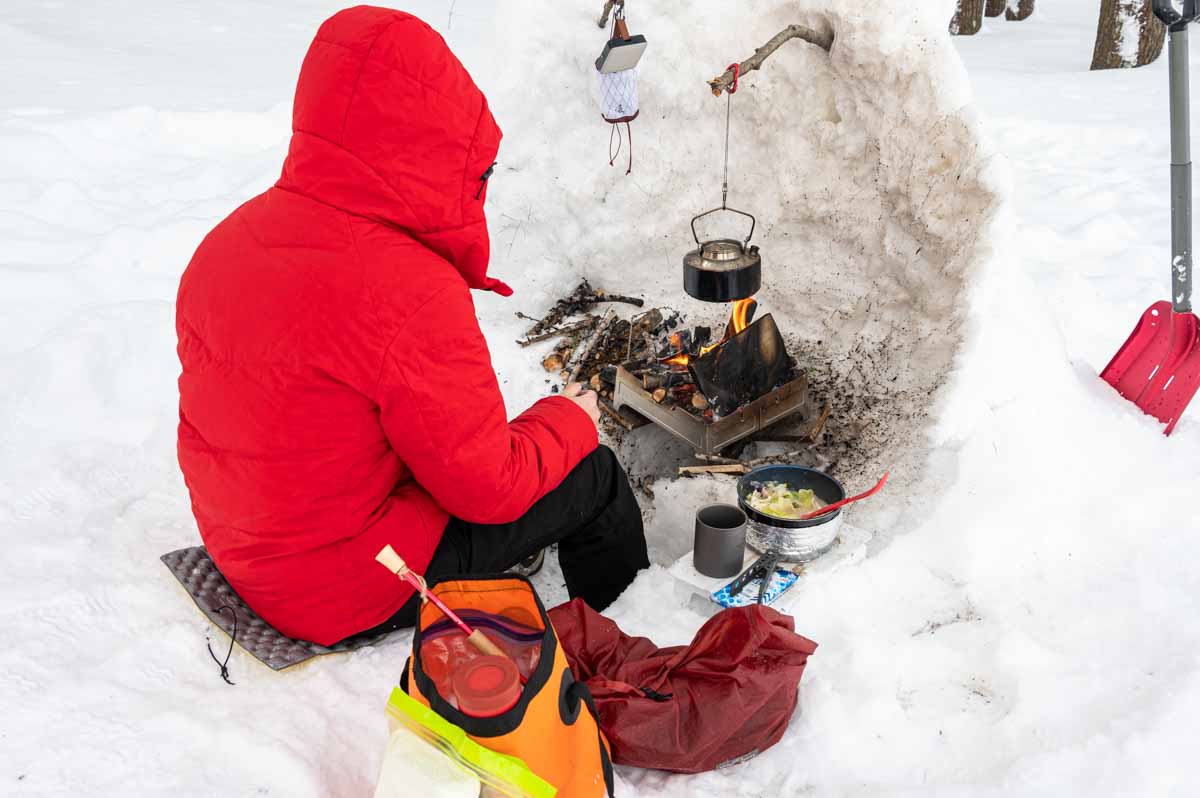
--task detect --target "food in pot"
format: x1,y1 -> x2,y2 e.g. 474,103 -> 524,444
745,481 -> 827,520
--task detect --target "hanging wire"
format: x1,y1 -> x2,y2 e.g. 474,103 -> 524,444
722,90 -> 731,209
721,63 -> 740,209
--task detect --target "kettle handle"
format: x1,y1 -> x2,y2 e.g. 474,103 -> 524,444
691,205 -> 756,247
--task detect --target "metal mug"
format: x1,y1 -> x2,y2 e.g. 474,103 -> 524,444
693,504 -> 748,578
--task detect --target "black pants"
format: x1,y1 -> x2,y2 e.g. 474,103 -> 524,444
359,445 -> 649,637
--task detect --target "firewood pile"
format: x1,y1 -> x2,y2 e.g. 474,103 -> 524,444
518,281 -> 721,425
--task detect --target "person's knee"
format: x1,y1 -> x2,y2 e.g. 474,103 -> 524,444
584,444 -> 622,492
584,444 -> 619,476
571,445 -> 624,515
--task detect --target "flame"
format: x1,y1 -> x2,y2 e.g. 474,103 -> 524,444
662,298 -> 757,367
730,298 -> 754,335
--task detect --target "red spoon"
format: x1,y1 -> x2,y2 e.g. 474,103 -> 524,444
799,471 -> 889,520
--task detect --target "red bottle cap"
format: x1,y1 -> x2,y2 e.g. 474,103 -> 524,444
452,655 -> 522,718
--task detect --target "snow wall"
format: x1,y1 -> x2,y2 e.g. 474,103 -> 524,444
478,0 -> 1005,550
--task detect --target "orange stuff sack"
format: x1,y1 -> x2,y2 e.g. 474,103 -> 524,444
402,576 -> 614,798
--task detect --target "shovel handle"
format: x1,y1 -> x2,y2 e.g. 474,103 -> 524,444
1166,25 -> 1194,313
1155,0 -> 1200,30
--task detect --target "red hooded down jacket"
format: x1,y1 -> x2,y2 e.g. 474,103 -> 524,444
176,6 -> 597,646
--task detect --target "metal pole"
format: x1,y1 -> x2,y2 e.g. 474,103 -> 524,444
1169,27 -> 1193,313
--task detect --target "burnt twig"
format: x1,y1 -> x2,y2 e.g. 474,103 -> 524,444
679,463 -> 747,476
568,309 -> 618,384
807,403 -> 831,443
600,399 -> 639,431
695,453 -> 742,465
520,281 -> 643,338
516,316 -> 598,347
597,291 -> 645,308
741,449 -> 809,468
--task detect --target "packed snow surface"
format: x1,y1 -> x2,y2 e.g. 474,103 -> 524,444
3,0 -> 1200,795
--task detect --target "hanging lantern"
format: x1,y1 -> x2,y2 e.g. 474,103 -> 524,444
595,6 -> 646,174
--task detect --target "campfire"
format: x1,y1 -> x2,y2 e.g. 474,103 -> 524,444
520,283 -> 822,464
663,298 -> 756,368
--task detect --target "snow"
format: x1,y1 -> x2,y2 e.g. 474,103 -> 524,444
1119,7 -> 1143,66
3,0 -> 1200,796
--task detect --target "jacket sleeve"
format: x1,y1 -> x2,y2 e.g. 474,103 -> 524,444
377,285 -> 599,525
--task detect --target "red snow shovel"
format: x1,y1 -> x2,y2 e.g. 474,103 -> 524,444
1102,1 -> 1200,435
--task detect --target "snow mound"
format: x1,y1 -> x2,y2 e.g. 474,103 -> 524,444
481,0 -> 1004,542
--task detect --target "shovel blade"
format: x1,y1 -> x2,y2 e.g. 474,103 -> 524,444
1101,301 -> 1200,434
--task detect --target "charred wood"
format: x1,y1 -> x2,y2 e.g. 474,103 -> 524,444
517,316 -> 597,347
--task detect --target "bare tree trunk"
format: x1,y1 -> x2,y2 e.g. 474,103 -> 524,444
708,24 -> 833,96
985,0 -> 1006,17
1005,0 -> 1035,21
950,0 -> 985,35
1092,0 -> 1165,69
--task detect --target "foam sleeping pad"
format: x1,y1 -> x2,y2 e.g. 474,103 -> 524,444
160,546 -> 390,670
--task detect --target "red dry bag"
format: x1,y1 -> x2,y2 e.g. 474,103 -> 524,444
547,599 -> 818,774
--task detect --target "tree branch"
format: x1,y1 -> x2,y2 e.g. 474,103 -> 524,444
708,24 -> 834,96
598,0 -> 624,29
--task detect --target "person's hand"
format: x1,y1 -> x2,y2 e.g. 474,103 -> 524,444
562,382 -> 601,427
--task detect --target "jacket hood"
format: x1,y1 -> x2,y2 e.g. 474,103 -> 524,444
277,5 -> 510,295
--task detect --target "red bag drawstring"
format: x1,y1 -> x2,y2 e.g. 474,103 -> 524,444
608,121 -> 633,175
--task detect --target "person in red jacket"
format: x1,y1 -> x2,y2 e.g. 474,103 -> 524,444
175,6 -> 649,647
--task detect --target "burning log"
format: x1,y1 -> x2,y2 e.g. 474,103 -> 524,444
669,384 -> 697,403
642,370 -> 693,391
623,357 -> 657,374
690,326 -> 713,357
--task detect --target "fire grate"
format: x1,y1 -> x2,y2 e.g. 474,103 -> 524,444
612,365 -> 810,455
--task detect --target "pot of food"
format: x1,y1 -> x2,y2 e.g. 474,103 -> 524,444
737,465 -> 846,562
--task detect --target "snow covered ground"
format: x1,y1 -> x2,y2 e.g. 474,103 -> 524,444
3,0 -> 1200,795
